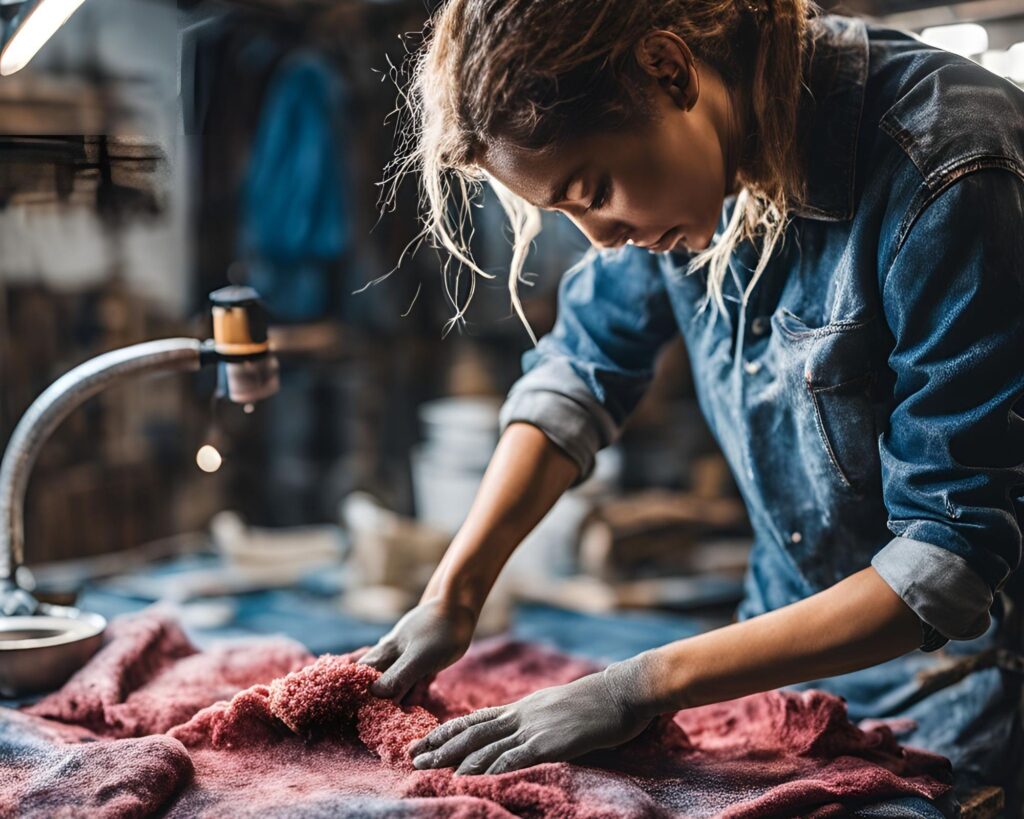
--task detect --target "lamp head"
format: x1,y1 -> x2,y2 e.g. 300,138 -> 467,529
209,286 -> 280,405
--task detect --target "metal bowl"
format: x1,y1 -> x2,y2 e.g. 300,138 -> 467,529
0,611 -> 106,697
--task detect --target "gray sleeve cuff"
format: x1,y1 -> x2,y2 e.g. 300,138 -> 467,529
871,536 -> 993,645
498,358 -> 619,486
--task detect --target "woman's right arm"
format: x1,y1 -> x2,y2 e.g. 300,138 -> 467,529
360,246 -> 683,700
359,423 -> 578,699
423,422 -> 580,612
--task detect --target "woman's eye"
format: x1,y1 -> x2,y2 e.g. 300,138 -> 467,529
587,179 -> 611,211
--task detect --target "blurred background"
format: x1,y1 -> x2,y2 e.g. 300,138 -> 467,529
1,0 -> 1021,656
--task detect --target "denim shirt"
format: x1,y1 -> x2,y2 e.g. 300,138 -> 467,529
498,14 -> 1024,652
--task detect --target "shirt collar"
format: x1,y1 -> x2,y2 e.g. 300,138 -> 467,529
790,15 -> 870,221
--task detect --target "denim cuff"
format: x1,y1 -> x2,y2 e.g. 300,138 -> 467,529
871,536 -> 993,646
498,358 -> 617,486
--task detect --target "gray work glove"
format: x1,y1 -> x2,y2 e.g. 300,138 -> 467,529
358,598 -> 477,701
408,653 -> 661,775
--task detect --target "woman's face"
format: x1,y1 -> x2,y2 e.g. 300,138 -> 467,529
478,34 -> 738,254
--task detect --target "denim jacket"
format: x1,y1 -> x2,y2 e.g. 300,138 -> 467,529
498,14 -> 1024,653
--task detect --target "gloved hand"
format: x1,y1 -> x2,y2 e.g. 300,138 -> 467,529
358,598 -> 478,701
408,652 -> 662,775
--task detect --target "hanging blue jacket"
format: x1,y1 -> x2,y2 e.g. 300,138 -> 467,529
242,52 -> 351,321
498,14 -> 1024,802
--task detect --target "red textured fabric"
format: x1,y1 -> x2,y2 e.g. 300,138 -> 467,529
1,611 -> 953,818
169,655 -> 439,768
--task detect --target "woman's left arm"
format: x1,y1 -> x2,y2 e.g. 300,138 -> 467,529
408,567 -> 919,775
634,565 -> 922,710
868,166 -> 1024,648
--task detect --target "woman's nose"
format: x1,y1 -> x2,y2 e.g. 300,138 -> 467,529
570,214 -> 629,250
632,230 -> 667,249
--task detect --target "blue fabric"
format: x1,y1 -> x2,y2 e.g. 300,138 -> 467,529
241,52 -> 351,321
499,13 -> 1024,807
511,603 -> 715,662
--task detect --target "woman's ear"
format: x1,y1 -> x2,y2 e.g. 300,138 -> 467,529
635,31 -> 699,112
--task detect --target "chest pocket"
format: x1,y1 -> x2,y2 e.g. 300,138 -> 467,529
772,308 -> 884,496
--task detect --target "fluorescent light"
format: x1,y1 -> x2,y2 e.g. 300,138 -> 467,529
1009,42 -> 1024,84
1,0 -> 88,77
979,49 -> 1012,77
920,23 -> 989,58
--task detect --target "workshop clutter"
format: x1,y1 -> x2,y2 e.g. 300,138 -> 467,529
340,491 -> 454,626
332,395 -> 754,625
411,395 -> 621,574
211,510 -> 345,582
410,396 -> 504,534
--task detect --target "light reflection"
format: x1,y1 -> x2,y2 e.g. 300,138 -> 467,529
196,444 -> 223,473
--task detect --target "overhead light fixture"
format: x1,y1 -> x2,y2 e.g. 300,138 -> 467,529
1009,42 -> 1024,84
919,23 -> 989,58
979,49 -> 1012,78
0,0 -> 88,77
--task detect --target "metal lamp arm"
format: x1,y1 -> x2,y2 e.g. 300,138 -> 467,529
0,338 -> 204,589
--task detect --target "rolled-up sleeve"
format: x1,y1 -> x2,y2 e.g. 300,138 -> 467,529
871,168 -> 1024,645
499,246 -> 680,484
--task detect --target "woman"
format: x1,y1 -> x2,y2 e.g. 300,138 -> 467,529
361,0 -> 1024,810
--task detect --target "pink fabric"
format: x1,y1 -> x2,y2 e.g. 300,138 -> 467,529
0,611 -> 952,818
26,612 -> 313,737
168,656 -> 439,768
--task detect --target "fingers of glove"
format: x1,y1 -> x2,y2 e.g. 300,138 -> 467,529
409,706 -> 504,757
412,713 -> 513,770
486,739 -> 545,776
402,674 -> 436,706
454,734 -> 522,776
358,640 -> 400,671
371,650 -> 424,700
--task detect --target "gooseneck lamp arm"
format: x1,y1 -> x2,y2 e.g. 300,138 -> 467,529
0,287 -> 278,616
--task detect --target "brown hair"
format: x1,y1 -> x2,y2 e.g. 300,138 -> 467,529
382,0 -> 820,337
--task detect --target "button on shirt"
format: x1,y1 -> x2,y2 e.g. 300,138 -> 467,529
498,15 -> 1024,654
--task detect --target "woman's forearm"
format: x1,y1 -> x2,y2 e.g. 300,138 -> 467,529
423,422 -> 580,614
642,566 -> 923,712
